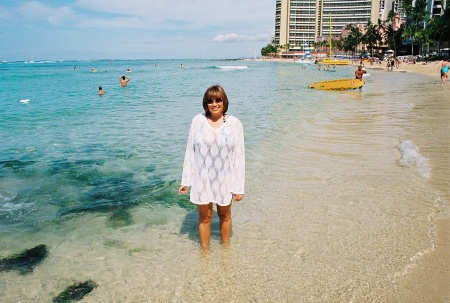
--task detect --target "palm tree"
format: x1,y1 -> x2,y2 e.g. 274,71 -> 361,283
427,3 -> 450,56
426,16 -> 441,50
313,41 -> 327,52
441,2 -> 450,54
343,24 -> 362,56
381,10 -> 404,56
402,24 -> 417,55
362,21 -> 382,56
403,0 -> 430,55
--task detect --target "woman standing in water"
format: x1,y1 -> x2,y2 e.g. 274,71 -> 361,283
179,85 -> 245,248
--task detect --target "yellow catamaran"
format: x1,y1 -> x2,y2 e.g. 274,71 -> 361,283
319,14 -> 350,65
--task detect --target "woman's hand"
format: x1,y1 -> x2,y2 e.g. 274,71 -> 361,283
233,194 -> 244,202
178,185 -> 189,194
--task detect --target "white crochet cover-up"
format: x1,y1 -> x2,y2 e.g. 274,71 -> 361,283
181,113 -> 245,205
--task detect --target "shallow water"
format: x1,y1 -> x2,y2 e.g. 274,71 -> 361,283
0,60 -> 449,302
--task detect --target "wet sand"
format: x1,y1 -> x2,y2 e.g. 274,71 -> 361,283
356,63 -> 449,302
387,218 -> 450,303
253,59 -> 450,303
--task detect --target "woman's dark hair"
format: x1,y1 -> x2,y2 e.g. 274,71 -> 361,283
202,85 -> 229,117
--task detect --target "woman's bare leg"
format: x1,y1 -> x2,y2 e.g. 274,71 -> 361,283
198,203 -> 213,248
217,203 -> 232,245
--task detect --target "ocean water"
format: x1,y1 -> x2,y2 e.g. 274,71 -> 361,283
0,59 -> 449,302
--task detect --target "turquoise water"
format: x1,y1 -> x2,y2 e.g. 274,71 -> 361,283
0,59 -> 352,234
1,59 -> 449,302
0,60 -> 266,231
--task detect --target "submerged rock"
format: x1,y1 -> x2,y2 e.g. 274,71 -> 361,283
52,280 -> 98,303
0,244 -> 48,274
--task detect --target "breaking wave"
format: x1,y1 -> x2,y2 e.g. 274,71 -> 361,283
398,140 -> 431,178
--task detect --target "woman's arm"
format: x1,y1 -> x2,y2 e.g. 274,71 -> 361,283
231,120 -> 245,198
180,119 -> 196,189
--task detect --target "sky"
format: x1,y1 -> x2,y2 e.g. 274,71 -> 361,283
0,0 -> 276,61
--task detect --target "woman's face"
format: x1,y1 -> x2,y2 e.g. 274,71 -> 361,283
207,96 -> 224,116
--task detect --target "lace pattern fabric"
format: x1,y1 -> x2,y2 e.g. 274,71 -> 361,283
181,113 -> 245,205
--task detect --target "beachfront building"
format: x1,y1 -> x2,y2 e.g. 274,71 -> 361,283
274,0 -> 448,57
383,0 -> 448,22
426,0 -> 447,16
389,0 -> 448,52
378,0 -> 448,31
379,0 -> 404,21
379,0 -> 389,20
319,1 -> 380,38
392,0 -> 407,20
274,0 -> 381,51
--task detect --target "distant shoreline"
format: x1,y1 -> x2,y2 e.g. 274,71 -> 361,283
254,57 -> 442,78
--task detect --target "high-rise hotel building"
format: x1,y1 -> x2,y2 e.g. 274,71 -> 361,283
274,0 -> 448,52
275,0 -> 381,49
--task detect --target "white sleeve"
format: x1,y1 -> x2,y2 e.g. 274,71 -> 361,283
181,120 -> 195,187
232,120 -> 245,194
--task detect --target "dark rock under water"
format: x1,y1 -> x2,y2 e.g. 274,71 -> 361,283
0,244 -> 48,275
52,280 -> 98,303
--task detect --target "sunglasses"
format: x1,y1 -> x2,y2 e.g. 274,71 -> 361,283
207,98 -> 223,104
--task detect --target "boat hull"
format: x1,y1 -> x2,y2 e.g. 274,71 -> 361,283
308,78 -> 364,90
319,59 -> 350,65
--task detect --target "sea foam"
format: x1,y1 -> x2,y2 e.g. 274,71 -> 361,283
215,65 -> 248,70
398,140 -> 431,178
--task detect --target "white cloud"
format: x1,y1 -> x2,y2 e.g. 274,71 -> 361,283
2,0 -> 276,60
11,1 -> 275,34
213,33 -> 270,43
74,0 -> 275,30
17,1 -> 74,25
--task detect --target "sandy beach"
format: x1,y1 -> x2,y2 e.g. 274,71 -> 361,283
364,59 -> 449,303
253,57 -> 449,302
363,60 -> 443,77
257,57 -> 444,78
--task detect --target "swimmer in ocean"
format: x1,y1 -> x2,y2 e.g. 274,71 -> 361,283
119,75 -> 130,87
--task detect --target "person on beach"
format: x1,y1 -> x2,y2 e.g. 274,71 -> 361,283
98,86 -> 104,95
440,59 -> 449,85
355,65 -> 366,80
119,75 -> 130,87
178,85 -> 245,248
